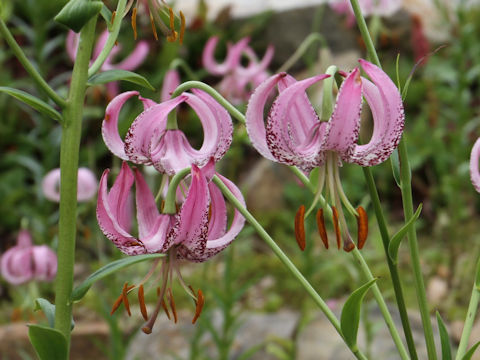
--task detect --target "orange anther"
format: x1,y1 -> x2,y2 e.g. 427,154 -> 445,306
167,288 -> 178,323
179,11 -> 186,44
192,289 -> 205,324
150,13 -> 159,40
343,238 -> 355,252
166,8 -> 177,43
131,8 -> 138,40
142,326 -> 152,334
122,282 -> 132,316
356,206 -> 368,250
111,11 -> 116,24
316,208 -> 329,249
161,298 -> 171,320
138,285 -> 148,321
110,294 -> 124,315
331,206 -> 341,250
294,205 -> 306,251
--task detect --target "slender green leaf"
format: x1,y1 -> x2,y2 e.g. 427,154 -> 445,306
71,254 -> 165,301
474,256 -> 480,291
34,298 -> 75,330
390,148 -> 401,187
0,87 -> 62,121
462,341 -> 480,360
87,70 -> 155,90
388,204 -> 423,264
54,0 -> 103,32
28,324 -> 67,360
436,311 -> 452,360
100,4 -> 113,28
340,279 -> 377,348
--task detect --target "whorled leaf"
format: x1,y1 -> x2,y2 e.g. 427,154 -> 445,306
28,324 -> 67,360
87,69 -> 155,90
388,204 -> 423,264
436,311 -> 452,360
34,298 -> 75,330
54,0 -> 103,32
0,87 -> 62,121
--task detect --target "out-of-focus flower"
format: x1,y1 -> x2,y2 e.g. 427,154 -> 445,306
42,168 -> 98,203
97,160 -> 245,331
102,90 -> 232,175
202,36 -> 274,104
411,14 -> 430,64
330,0 -> 402,26
161,69 -> 181,102
0,230 -> 57,285
471,138 -> 480,193
246,59 -> 404,251
66,30 -> 149,98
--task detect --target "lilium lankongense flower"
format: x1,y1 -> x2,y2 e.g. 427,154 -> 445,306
0,230 -> 57,285
97,160 -> 245,331
66,30 -> 149,98
202,36 -> 274,104
329,0 -> 402,27
42,167 -> 98,202
471,138 -> 480,193
102,89 -> 233,175
246,59 -> 404,251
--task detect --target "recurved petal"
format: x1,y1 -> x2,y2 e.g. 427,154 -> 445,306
349,59 -> 404,166
115,41 -> 149,71
16,230 -> 33,248
246,73 -> 287,161
161,69 -> 181,102
202,36 -> 249,76
31,245 -> 57,282
97,164 -> 145,255
42,168 -> 62,202
471,138 -> 480,193
320,68 -> 363,161
203,175 -> 245,259
0,247 -> 33,285
266,74 -> 329,168
102,91 -> 140,161
77,168 -> 98,202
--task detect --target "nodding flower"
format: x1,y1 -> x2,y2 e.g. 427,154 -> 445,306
42,168 -> 98,203
97,159 -> 245,332
102,89 -> 233,175
66,29 -> 149,99
246,59 -> 404,251
0,230 -> 57,285
471,138 -> 480,193
202,36 -> 274,104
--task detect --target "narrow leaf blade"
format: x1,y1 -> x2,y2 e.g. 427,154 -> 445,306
462,341 -> 480,360
71,254 -> 165,301
34,298 -> 75,330
87,70 -> 155,90
388,204 -> 423,264
54,0 -> 103,32
340,278 -> 377,348
28,324 -> 67,360
436,311 -> 452,360
0,87 -> 62,121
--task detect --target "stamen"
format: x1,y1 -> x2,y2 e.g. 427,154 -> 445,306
110,294 -> 124,315
161,298 -> 171,320
356,206 -> 368,250
166,8 -> 178,42
167,288 -> 178,323
294,205 -> 306,251
179,11 -> 186,44
131,8 -> 138,40
122,282 -> 132,316
192,289 -> 205,324
111,11 -> 116,24
149,13 -> 159,40
331,206 -> 341,250
142,277 -> 169,334
316,208 -> 329,249
138,285 -> 148,321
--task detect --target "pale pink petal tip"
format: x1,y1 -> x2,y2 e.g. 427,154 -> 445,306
42,168 -> 98,203
470,138 -> 480,193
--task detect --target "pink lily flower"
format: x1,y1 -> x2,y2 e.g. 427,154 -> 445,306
102,89 -> 233,175
42,168 -> 98,203
471,138 -> 480,193
66,30 -> 149,98
329,0 -> 402,27
97,160 -> 245,331
202,36 -> 274,104
0,230 -> 57,285
246,59 -> 404,251
161,69 -> 181,102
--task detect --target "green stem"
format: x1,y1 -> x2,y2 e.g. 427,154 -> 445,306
163,167 -> 191,214
171,81 -> 246,124
456,283 -> 480,359
169,58 -> 198,80
276,33 -> 327,73
362,167 -> 419,360
88,0 -> 127,77
212,175 -> 368,360
351,248 -> 410,360
0,19 -> 66,108
349,0 -> 437,357
54,17 -> 97,353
